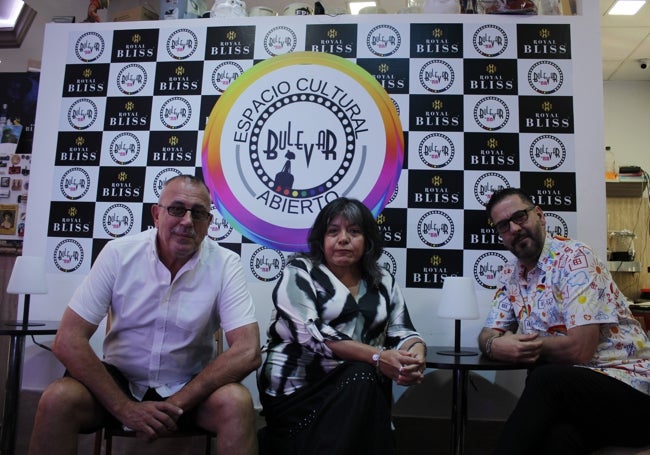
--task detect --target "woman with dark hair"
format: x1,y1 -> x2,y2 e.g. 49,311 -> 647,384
259,197 -> 425,455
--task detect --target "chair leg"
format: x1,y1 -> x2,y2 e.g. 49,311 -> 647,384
105,430 -> 113,455
93,429 -> 103,455
205,434 -> 212,455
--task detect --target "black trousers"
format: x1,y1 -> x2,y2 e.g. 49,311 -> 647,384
494,364 -> 650,455
260,362 -> 395,455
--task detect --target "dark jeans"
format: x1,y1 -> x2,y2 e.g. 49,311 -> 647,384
494,364 -> 650,455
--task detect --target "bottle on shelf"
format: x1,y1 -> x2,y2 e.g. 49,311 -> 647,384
605,146 -> 617,181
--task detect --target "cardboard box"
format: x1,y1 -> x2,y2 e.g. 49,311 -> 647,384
111,5 -> 159,21
160,0 -> 207,19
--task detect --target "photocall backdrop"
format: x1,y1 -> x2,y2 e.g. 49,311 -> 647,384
22,9 -> 605,391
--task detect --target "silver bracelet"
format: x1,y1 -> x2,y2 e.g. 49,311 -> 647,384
406,339 -> 428,356
485,334 -> 501,359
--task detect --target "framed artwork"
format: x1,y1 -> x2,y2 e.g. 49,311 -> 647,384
0,204 -> 17,235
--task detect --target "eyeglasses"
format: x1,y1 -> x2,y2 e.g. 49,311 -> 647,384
158,204 -> 212,221
491,206 -> 535,234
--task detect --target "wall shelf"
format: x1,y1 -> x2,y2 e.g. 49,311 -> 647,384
607,261 -> 642,273
605,180 -> 647,198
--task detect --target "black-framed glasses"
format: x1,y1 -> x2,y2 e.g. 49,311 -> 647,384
158,204 -> 212,221
492,206 -> 535,234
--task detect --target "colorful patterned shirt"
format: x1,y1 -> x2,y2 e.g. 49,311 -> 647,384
484,235 -> 650,394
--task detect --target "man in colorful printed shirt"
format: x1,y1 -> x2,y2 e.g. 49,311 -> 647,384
478,187 -> 650,455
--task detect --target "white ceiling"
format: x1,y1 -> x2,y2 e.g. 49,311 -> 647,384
7,0 -> 650,81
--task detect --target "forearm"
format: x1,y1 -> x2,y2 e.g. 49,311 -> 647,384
478,327 -> 502,356
54,337 -> 134,418
168,324 -> 261,412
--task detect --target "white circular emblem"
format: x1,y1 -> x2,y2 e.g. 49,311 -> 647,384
203,52 -> 403,251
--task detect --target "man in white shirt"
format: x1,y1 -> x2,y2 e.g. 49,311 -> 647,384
28,175 -> 261,455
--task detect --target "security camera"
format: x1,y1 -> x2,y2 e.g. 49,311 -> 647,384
640,59 -> 649,70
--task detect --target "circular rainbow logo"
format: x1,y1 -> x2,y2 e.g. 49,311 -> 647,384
203,51 -> 403,251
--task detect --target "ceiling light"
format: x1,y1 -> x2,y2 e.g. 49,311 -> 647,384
348,1 -> 377,14
0,0 -> 24,28
607,0 -> 646,15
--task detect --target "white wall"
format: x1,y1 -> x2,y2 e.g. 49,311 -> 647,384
603,81 -> 650,173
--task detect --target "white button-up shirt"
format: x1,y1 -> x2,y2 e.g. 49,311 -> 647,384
69,228 -> 257,399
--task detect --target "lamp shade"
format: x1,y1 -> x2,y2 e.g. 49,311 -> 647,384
7,256 -> 48,295
437,276 -> 480,320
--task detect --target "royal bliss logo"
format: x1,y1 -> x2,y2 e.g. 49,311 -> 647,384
148,132 -> 196,165
96,168 -> 145,202
409,95 -> 463,131
519,97 -> 574,133
111,30 -> 158,62
154,62 -> 202,95
464,133 -> 518,170
410,24 -> 462,58
55,133 -> 101,165
517,24 -> 571,59
306,24 -> 357,57
104,97 -> 151,130
205,27 -> 254,59
406,249 -> 463,288
464,60 -> 517,94
48,203 -> 94,237
63,64 -> 108,97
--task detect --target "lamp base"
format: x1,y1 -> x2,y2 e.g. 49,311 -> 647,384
437,349 -> 479,356
4,321 -> 46,327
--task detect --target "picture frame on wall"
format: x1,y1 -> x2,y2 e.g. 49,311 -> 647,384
0,204 -> 17,235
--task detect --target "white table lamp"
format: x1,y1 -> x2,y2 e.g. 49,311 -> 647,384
437,276 -> 480,356
6,256 -> 48,327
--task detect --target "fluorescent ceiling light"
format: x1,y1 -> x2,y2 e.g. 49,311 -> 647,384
0,0 -> 24,28
348,1 -> 377,14
608,0 -> 646,15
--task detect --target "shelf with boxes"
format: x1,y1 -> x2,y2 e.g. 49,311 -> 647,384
605,178 -> 647,198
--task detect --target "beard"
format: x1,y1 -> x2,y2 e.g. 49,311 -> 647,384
509,226 -> 545,265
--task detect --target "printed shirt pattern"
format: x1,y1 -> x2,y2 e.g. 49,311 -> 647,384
485,235 -> 650,394
261,256 -> 421,398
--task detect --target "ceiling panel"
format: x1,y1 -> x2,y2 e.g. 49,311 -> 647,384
13,0 -> 650,81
